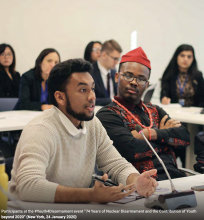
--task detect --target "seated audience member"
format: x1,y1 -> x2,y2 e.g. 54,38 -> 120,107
0,44 -> 21,155
84,41 -> 102,64
160,44 -> 204,107
160,44 -> 204,167
15,48 -> 60,111
0,43 -> 20,97
91,39 -> 122,106
96,47 -> 190,181
8,59 -> 157,203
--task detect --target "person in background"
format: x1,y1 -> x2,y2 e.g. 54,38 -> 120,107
96,47 -> 190,181
0,44 -> 21,157
15,48 -> 60,111
160,44 -> 204,167
84,41 -> 102,64
160,44 -> 204,107
91,39 -> 122,106
0,44 -> 20,97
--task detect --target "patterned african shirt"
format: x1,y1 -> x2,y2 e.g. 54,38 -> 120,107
96,96 -> 190,181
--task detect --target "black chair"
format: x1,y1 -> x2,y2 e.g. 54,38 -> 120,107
5,157 -> 14,181
194,132 -> 204,174
142,84 -> 157,103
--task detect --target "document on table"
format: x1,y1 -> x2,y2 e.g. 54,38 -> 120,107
113,186 -> 172,204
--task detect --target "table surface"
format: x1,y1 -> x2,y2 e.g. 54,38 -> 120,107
0,110 -> 42,132
155,104 -> 204,169
7,174 -> 204,220
0,105 -> 203,132
0,106 -> 202,169
158,104 -> 204,125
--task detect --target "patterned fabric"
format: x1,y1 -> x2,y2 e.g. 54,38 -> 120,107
176,72 -> 195,106
107,103 -> 179,178
96,97 -> 190,180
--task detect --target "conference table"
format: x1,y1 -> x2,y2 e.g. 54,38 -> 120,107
6,174 -> 204,220
0,110 -> 42,132
0,105 -> 203,169
156,104 -> 204,170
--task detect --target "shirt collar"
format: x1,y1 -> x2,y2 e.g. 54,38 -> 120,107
113,96 -> 143,110
97,60 -> 110,76
54,106 -> 86,136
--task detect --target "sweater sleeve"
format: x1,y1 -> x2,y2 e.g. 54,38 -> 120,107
12,124 -> 58,202
94,117 -> 138,185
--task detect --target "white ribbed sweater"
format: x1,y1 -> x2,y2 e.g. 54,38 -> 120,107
8,107 -> 137,202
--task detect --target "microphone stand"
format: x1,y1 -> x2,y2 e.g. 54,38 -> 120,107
135,125 -> 197,210
139,130 -> 177,193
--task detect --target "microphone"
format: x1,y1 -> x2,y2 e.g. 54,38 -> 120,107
135,124 -> 177,193
135,124 -> 197,210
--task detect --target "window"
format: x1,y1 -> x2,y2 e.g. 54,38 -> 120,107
131,31 -> 137,50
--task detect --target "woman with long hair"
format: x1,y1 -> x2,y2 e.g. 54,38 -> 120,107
160,44 -> 204,107
16,48 -> 60,111
0,43 -> 20,97
84,41 -> 102,63
160,44 -> 204,168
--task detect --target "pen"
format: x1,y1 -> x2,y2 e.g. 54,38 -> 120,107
92,176 -> 127,193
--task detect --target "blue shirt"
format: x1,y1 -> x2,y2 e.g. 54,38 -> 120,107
40,81 -> 48,104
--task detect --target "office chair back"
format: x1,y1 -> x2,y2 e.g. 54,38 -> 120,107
142,84 -> 157,103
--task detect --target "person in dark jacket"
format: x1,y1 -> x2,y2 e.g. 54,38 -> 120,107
0,43 -> 20,98
16,48 -> 60,111
90,39 -> 122,106
160,44 -> 204,107
160,44 -> 204,167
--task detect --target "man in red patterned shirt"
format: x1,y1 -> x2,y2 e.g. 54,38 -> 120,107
96,47 -> 190,180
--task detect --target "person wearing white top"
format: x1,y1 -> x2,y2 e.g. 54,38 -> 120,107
9,58 -> 157,203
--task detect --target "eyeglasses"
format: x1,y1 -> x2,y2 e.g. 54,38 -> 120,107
92,48 -> 101,53
0,53 -> 13,57
107,53 -> 120,62
120,72 -> 148,85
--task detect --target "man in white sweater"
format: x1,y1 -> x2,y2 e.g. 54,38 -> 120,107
9,59 -> 157,203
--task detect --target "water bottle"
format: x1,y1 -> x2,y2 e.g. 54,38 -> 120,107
0,151 -> 8,215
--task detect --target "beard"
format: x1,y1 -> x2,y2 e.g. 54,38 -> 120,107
65,93 -> 94,121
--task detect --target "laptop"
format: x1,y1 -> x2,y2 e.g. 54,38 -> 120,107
0,98 -> 18,111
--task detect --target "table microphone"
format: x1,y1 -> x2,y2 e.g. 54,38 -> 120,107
135,124 -> 197,210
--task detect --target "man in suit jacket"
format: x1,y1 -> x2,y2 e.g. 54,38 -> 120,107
91,39 -> 122,106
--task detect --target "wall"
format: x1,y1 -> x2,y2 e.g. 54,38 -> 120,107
1,0 -> 204,98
